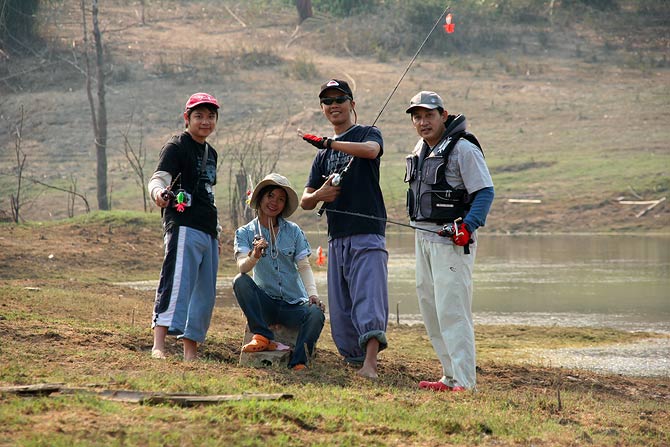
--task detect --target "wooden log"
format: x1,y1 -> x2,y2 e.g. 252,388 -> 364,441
618,200 -> 663,205
143,392 -> 293,407
635,197 -> 666,218
507,199 -> 542,204
0,383 -> 64,396
2,384 -> 293,406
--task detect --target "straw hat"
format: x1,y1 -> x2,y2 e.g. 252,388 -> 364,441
249,173 -> 299,218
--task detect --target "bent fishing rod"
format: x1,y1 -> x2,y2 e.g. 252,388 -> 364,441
317,3 -> 451,217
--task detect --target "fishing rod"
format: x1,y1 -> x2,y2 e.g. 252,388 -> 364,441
317,3 -> 451,217
322,208 -> 463,238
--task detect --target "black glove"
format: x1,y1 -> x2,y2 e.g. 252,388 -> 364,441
302,134 -> 332,150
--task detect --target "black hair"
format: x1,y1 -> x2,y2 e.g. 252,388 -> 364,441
256,185 -> 288,216
185,104 -> 219,128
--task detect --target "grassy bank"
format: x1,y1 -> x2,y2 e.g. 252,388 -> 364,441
0,279 -> 668,446
1,215 -> 669,446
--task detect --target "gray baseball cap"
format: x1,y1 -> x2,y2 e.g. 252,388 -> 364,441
405,91 -> 444,113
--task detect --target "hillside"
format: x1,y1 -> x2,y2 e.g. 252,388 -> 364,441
0,0 -> 668,233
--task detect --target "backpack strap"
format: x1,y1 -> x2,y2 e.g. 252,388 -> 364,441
442,131 -> 484,160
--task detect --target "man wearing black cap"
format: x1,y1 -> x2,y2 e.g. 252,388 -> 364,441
405,91 -> 494,391
300,79 -> 389,379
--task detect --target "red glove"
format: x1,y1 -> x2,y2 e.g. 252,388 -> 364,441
302,134 -> 331,150
452,222 -> 471,246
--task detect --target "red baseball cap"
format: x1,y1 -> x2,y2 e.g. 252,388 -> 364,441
184,92 -> 219,111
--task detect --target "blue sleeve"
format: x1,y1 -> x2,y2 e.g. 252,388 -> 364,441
463,186 -> 494,232
234,225 -> 253,257
365,126 -> 384,157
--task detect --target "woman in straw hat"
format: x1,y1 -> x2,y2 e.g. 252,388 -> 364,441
233,173 -> 325,371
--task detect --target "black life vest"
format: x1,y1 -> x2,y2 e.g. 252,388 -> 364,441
405,131 -> 483,223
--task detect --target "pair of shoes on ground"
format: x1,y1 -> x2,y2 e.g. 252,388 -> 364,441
419,380 -> 466,392
242,334 -> 291,353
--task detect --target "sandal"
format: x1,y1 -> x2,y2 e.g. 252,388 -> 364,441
242,334 -> 275,353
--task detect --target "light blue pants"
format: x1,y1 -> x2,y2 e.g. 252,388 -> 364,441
152,226 -> 218,343
415,233 -> 477,388
327,234 -> 389,362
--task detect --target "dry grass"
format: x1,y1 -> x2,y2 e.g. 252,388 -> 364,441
0,215 -> 668,445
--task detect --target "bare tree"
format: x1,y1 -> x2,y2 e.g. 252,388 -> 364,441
28,177 -> 91,215
138,0 -> 146,26
219,120 -> 288,229
10,105 -> 26,223
80,0 -> 109,210
120,118 -> 148,212
67,175 -> 78,218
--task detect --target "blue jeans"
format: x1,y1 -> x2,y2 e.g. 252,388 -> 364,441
232,273 -> 325,368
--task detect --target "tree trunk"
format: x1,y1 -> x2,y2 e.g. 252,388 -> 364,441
296,0 -> 313,24
91,0 -> 108,210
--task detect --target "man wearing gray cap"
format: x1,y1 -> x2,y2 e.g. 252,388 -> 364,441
405,91 -> 494,391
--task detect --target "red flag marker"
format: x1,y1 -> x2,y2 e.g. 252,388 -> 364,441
443,13 -> 455,34
315,246 -> 326,266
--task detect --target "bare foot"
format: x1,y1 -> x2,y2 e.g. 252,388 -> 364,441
152,325 -> 168,359
183,338 -> 198,361
356,365 -> 378,380
356,338 -> 380,379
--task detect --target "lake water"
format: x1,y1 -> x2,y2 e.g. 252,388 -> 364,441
304,232 -> 670,334
125,233 -> 669,334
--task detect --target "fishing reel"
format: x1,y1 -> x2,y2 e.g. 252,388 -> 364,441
253,234 -> 267,257
438,217 -> 464,238
331,173 -> 342,186
160,189 -> 176,201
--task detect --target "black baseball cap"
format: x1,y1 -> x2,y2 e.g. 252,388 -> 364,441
319,79 -> 353,99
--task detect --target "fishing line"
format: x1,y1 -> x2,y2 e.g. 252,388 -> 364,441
321,208 -> 448,236
317,3 -> 451,216
370,3 -> 451,128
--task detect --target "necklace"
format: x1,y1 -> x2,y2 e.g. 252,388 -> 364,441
268,217 -> 280,260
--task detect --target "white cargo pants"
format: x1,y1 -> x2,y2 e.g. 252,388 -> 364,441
415,233 -> 477,389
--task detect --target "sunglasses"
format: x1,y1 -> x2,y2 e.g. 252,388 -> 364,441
320,96 -> 351,105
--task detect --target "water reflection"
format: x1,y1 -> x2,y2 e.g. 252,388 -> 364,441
307,232 -> 670,333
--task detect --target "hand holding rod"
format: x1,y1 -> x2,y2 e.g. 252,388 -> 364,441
160,172 -> 181,202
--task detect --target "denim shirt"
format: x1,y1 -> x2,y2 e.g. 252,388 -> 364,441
234,217 -> 312,304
